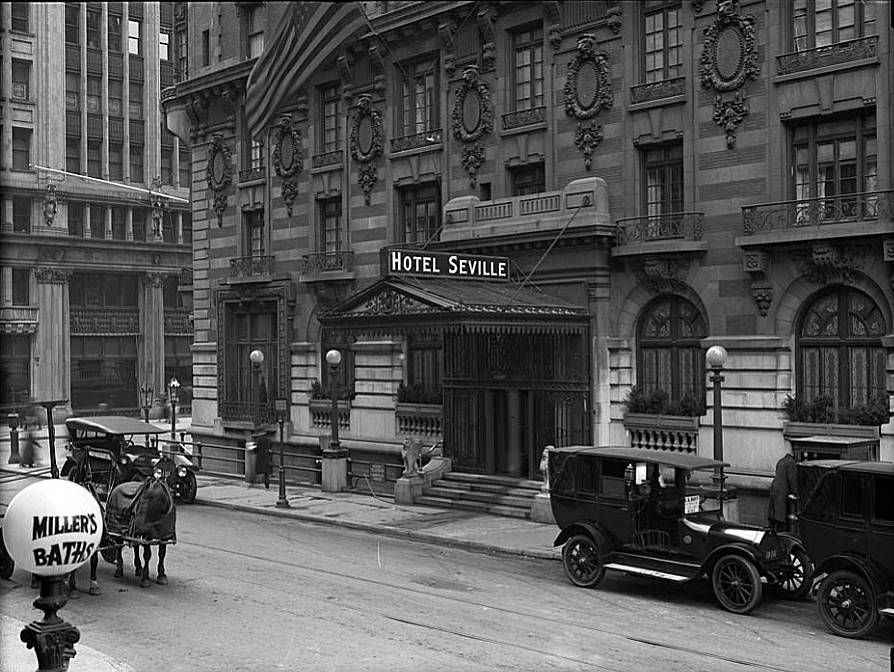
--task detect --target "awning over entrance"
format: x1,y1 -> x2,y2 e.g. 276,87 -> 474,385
318,277 -> 590,335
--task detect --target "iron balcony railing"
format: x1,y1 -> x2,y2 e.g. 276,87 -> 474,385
390,128 -> 442,153
219,399 -> 277,426
615,212 -> 704,245
229,254 -> 275,279
298,250 -> 354,275
742,189 -> 894,235
776,35 -> 878,76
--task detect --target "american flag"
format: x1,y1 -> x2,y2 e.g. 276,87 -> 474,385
245,2 -> 367,141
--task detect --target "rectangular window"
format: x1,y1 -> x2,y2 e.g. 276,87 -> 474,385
0,334 -> 30,404
793,0 -> 876,51
162,146 -> 174,183
87,140 -> 102,177
873,476 -> 894,523
11,59 -> 30,100
159,31 -> 171,61
86,7 -> 101,48
12,127 -> 31,171
109,143 -> 123,180
111,207 -> 126,240
247,6 -> 265,58
132,209 -> 146,241
320,198 -> 343,254
399,184 -> 441,245
250,138 -> 264,170
12,268 -> 30,305
90,205 -> 104,239
86,76 -> 102,113
129,82 -> 143,119
128,19 -> 142,55
224,303 -> 278,406
643,5 -> 682,83
70,334 -> 138,409
68,203 -> 84,236
243,209 -> 265,255
512,26 -> 544,110
178,148 -> 190,187
509,163 -> 546,196
65,72 -> 80,110
66,137 -> 82,173
13,197 -> 30,233
202,30 -> 210,67
65,4 -> 80,45
320,84 -> 341,153
399,60 -> 437,136
11,3 -> 29,32
792,114 -> 876,221
182,211 -> 193,245
840,473 -> 866,519
108,14 -> 122,52
130,145 -> 144,182
406,334 -> 443,402
176,29 -> 188,80
643,143 -> 684,217
108,79 -> 123,117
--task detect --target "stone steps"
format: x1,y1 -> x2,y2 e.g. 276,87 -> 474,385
419,472 -> 545,519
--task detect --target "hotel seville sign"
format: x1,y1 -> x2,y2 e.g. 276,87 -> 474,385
382,248 -> 510,282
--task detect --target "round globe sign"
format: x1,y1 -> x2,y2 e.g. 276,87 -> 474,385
2,479 -> 103,576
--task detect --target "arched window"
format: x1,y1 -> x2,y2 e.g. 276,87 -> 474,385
637,295 -> 707,406
797,287 -> 886,410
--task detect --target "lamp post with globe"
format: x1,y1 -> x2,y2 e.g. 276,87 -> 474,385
321,349 -> 348,491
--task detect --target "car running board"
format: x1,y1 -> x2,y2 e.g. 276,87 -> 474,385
604,563 -> 690,583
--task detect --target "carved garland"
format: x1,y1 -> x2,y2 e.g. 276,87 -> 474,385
206,133 -> 233,226
564,34 -> 613,171
42,184 -> 58,226
699,0 -> 759,149
349,94 -> 384,205
272,115 -> 304,217
451,65 -> 494,188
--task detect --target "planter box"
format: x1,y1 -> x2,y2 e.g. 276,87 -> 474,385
782,421 -> 880,440
623,413 -> 700,453
783,421 -> 880,461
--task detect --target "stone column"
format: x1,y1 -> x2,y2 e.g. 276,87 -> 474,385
1,267 -> 12,305
126,207 -> 134,241
83,204 -> 91,238
143,273 -> 167,410
104,207 -> 113,239
33,268 -> 72,415
175,211 -> 183,244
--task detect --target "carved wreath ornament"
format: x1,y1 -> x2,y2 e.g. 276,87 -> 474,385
349,94 -> 384,204
451,65 -> 494,188
272,115 -> 304,217
206,133 -> 233,226
699,0 -> 759,148
564,34 -> 613,170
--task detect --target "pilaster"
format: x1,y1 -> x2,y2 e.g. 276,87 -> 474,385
33,268 -> 71,404
143,272 -> 167,398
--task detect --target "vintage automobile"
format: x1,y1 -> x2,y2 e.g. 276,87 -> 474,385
549,446 -> 811,615
793,459 -> 894,638
62,416 -> 198,504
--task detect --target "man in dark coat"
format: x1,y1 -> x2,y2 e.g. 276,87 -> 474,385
768,447 -> 798,531
252,428 -> 273,489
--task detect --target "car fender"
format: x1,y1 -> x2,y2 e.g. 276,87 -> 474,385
704,542 -> 763,574
553,522 -> 607,549
812,553 -> 888,597
774,531 -> 808,556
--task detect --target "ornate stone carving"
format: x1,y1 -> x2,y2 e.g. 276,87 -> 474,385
478,8 -> 496,71
42,184 -> 58,226
743,249 -> 772,315
699,0 -> 759,149
438,21 -> 457,77
368,44 -> 386,97
146,272 -> 168,287
750,285 -> 773,317
206,133 -> 232,226
632,256 -> 691,293
691,0 -> 707,12
38,247 -> 65,262
150,176 -> 165,239
349,94 -> 384,204
543,1 -> 562,51
451,66 -> 494,188
34,268 -> 71,284
606,5 -> 623,35
337,52 -> 354,104
794,243 -> 866,285
272,115 -> 304,217
564,34 -> 613,170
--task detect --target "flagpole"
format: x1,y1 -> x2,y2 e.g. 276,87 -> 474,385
29,164 -> 190,204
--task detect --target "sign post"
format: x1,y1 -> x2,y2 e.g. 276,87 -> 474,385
3,479 -> 103,672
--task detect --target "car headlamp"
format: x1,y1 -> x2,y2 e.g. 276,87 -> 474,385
177,466 -> 187,478
153,467 -> 164,479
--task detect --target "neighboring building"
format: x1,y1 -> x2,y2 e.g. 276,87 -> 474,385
163,0 -> 894,492
0,2 -> 192,416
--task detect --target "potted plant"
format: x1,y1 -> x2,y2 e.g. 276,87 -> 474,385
782,393 -> 889,440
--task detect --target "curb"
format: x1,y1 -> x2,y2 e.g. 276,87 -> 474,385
194,497 -> 559,562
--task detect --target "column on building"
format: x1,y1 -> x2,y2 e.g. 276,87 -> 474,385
84,203 -> 92,238
175,210 -> 183,244
33,268 -> 72,411
126,207 -> 134,240
143,272 -> 167,406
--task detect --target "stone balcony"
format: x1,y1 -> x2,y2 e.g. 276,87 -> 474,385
0,306 -> 38,335
228,255 -> 275,284
441,177 -> 611,245
776,35 -> 879,77
613,212 -> 705,255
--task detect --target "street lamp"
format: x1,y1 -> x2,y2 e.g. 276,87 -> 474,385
139,383 -> 153,424
274,397 -> 290,508
706,344 -> 728,488
249,349 -> 265,429
168,377 -> 181,440
325,349 -> 342,454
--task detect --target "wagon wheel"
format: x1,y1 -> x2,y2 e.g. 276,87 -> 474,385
770,547 -> 813,600
562,534 -> 606,588
712,554 -> 762,614
817,570 -> 878,638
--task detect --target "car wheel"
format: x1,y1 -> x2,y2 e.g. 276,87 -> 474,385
712,554 -> 763,614
817,570 -> 878,638
179,471 -> 197,504
771,547 -> 814,600
562,534 -> 606,588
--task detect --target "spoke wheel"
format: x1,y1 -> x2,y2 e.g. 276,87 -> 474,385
562,534 -> 606,588
771,547 -> 814,600
179,471 -> 197,504
817,570 -> 878,638
712,554 -> 762,614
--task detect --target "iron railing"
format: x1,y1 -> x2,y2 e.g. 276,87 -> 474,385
502,106 -> 546,130
390,128 -> 442,153
742,189 -> 894,235
630,77 -> 686,105
298,250 -> 354,275
219,399 -> 278,426
776,35 -> 878,76
229,254 -> 274,279
615,212 -> 704,245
